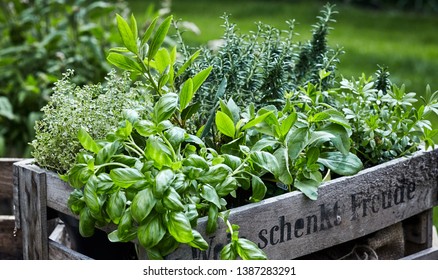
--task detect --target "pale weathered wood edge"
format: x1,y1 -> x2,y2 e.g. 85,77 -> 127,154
48,239 -> 93,260
401,247 -> 438,260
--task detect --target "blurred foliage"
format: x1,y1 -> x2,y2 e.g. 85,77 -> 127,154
0,0 -> 129,157
332,0 -> 438,13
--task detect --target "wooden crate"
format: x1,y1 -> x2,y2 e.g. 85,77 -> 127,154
0,158 -> 23,259
13,148 -> 438,260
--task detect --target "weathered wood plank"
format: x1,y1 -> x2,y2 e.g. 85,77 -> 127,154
48,239 -> 93,260
0,215 -> 22,259
17,162 -> 49,259
0,158 -> 22,199
401,247 -> 438,260
168,148 -> 438,260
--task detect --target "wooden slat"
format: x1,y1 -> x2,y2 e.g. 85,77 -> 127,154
48,239 -> 93,260
401,247 -> 438,260
168,148 -> 438,260
0,215 -> 22,259
17,162 -> 49,259
0,158 -> 22,199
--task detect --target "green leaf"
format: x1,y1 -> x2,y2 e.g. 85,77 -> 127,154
188,230 -> 209,250
183,154 -> 209,170
79,207 -> 95,237
250,175 -> 267,202
220,243 -> 237,260
110,168 -> 144,188
95,141 -> 121,165
131,188 -> 157,223
321,123 -> 351,155
107,191 -> 126,224
236,238 -> 267,260
181,102 -> 201,121
116,14 -> 138,54
0,97 -> 14,120
215,176 -> 238,197
148,15 -> 173,60
134,119 -> 156,136
154,93 -> 178,123
141,16 -> 158,46
145,136 -> 173,169
176,49 -> 201,77
165,127 -> 186,149
107,52 -> 142,72
179,78 -> 194,110
115,120 -> 133,140
273,147 -> 293,185
83,176 -> 100,214
318,152 -> 363,176
117,209 -> 135,241
167,212 -> 194,243
216,111 -> 236,138
201,184 -> 222,208
162,187 -> 184,211
206,204 -> 219,234
154,169 -> 174,199
242,111 -> 273,131
250,151 -> 280,177
67,189 -> 85,215
286,126 -> 309,160
138,214 -> 166,249
192,67 -> 212,93
294,178 -> 320,200
280,112 -> 298,138
78,127 -> 101,154
199,164 -> 232,184
154,48 -> 171,74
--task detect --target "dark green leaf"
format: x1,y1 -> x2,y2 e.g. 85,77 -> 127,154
206,204 -> 219,235
199,164 -> 232,184
79,207 -> 95,237
154,93 -> 178,123
181,102 -> 201,121
107,190 -> 126,224
318,152 -> 363,176
286,126 -> 309,160
201,184 -> 222,208
250,175 -> 267,202
154,169 -> 174,199
192,67 -> 212,93
131,188 -> 156,223
165,127 -> 186,149
167,212 -> 194,243
67,189 -> 85,215
294,178 -> 320,200
215,176 -> 238,197
83,176 -> 100,214
96,141 -> 121,165
162,187 -> 184,211
176,49 -> 201,77
110,168 -> 144,188
138,214 -> 166,249
250,151 -> 280,177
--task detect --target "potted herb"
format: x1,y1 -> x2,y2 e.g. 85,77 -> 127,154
20,4 -> 438,260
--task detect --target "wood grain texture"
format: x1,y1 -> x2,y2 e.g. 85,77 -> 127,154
0,158 -> 22,199
0,215 -> 22,259
48,239 -> 92,260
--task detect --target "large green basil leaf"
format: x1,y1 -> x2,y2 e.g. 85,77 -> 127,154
199,164 -> 232,184
286,126 -> 309,160
183,154 -> 209,171
294,177 -> 320,200
138,214 -> 166,249
320,123 -> 351,155
165,126 -> 186,149
78,127 -> 101,154
83,175 -> 100,214
134,119 -> 156,136
250,151 -> 280,178
318,151 -> 363,176
206,204 -> 219,235
215,176 -> 238,197
110,167 -> 144,188
145,136 -> 173,169
250,175 -> 267,202
162,187 -> 184,212
220,243 -> 237,260
117,209 -> 135,241
131,188 -> 156,223
107,190 -> 126,224
154,169 -> 174,199
96,141 -> 122,165
236,238 -> 267,260
154,93 -> 178,123
201,184 -> 221,208
167,212 -> 194,243
67,189 -> 85,215
188,230 -> 208,250
79,207 -> 95,237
